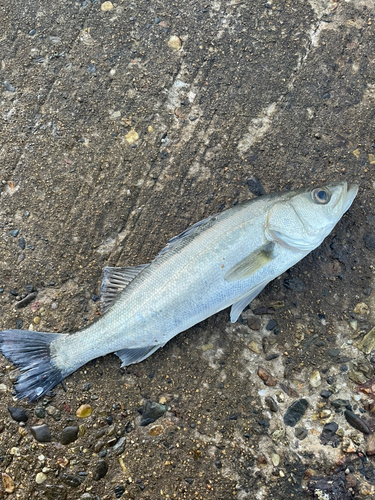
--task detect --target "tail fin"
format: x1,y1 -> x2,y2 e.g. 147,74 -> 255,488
0,330 -> 68,402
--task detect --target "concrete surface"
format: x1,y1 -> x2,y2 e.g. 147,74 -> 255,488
1,0 -> 375,498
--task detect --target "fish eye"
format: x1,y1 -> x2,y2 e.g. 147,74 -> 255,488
311,188 -> 330,205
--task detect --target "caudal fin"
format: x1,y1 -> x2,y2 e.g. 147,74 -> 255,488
0,330 -> 68,402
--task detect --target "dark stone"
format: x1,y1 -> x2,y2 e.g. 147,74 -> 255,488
61,474 -> 81,488
320,390 -> 332,399
31,424 -> 51,443
320,422 -> 340,447
91,294 -> 100,302
115,485 -> 125,498
229,414 -> 238,420
185,478 -> 194,484
364,233 -> 375,251
247,316 -> 261,330
16,319 -> 23,329
283,399 -> 309,427
247,177 -> 266,197
331,399 -> 349,409
87,62 -> 97,74
60,426 -> 79,445
154,16 -> 161,24
18,237 -> 25,250
265,353 -> 279,361
265,396 -> 278,412
25,284 -> 34,293
8,406 -> 28,423
111,436 -> 126,455
8,229 -> 19,237
266,319 -> 277,331
4,81 -> 15,92
35,407 -> 45,418
295,427 -> 308,440
283,277 -> 306,291
253,306 -> 269,315
93,460 -> 108,480
215,459 -> 222,468
140,400 -> 167,426
328,349 -> 340,357
344,410 -> 370,434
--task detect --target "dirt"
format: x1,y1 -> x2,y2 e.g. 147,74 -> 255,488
1,0 -> 375,498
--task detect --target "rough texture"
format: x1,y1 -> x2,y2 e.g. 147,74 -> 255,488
0,0 -> 375,498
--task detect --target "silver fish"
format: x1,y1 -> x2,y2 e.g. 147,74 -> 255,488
0,181 -> 358,401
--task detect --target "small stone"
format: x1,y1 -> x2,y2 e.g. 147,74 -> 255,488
349,319 -> 358,331
140,400 -> 167,426
265,396 -> 278,412
320,390 -> 332,399
349,370 -> 367,385
114,485 -> 125,498
61,426 -> 79,445
93,460 -> 108,480
354,302 -> 369,315
2,473 -> 15,493
328,349 -> 340,357
331,399 -> 350,409
125,129 -> 139,144
4,81 -> 15,92
76,404 -> 92,418
33,316 -> 40,325
154,16 -> 161,24
247,317 -> 261,330
201,343 -> 213,352
111,436 -> 126,455
101,1 -> 113,11
61,474 -> 81,488
358,326 -> 375,354
8,229 -> 19,237
8,406 -> 28,423
0,383 -> 7,392
266,319 -> 277,331
148,424 -> 164,436
257,366 -> 277,386
15,292 -> 38,309
35,472 -> 47,484
168,35 -> 182,50
271,429 -> 285,443
18,237 -> 25,250
295,427 -> 308,440
265,353 -> 279,361
247,177 -> 265,197
248,341 -> 260,354
271,453 -> 280,467
284,399 -> 309,427
31,424 -> 51,443
35,407 -> 45,418
310,370 -> 321,388
344,410 -> 370,434
283,277 -> 306,291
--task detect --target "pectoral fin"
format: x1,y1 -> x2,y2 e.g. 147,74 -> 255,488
224,242 -> 275,283
115,344 -> 164,367
230,282 -> 268,323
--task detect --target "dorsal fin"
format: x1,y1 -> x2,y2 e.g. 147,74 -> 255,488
100,265 -> 148,313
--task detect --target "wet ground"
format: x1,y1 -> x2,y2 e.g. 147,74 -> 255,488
0,0 -> 375,498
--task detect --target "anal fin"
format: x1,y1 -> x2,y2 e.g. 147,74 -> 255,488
115,344 -> 163,367
100,264 -> 148,313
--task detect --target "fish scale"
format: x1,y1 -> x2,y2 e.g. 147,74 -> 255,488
0,181 -> 358,401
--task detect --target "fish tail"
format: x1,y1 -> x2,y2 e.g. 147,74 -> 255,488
0,329 -> 70,402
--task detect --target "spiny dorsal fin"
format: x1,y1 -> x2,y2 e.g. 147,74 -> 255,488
224,242 -> 275,283
100,265 -> 148,313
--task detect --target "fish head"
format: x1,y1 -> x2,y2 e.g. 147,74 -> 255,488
266,181 -> 358,252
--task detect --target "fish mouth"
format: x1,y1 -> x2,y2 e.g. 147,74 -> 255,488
330,181 -> 358,215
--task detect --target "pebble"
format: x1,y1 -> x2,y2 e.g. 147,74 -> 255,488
61,474 -> 81,488
76,404 -> 92,418
309,370 -> 321,388
93,460 -> 108,480
35,472 -> 47,484
101,1 -> 113,11
295,427 -> 308,440
111,436 -> 126,455
247,317 -> 261,330
320,390 -> 332,399
8,229 -> 19,237
31,424 -> 52,443
114,485 -> 125,498
271,453 -> 280,466
61,426 -> 79,445
283,399 -> 308,427
247,177 -> 266,197
154,16 -> 161,24
358,326 -> 375,354
168,35 -> 182,50
248,340 -> 260,354
266,319 -> 277,331
149,424 -> 164,436
257,366 -> 277,386
35,407 -> 46,418
125,129 -> 139,144
8,406 -> 28,423
354,302 -> 369,315
2,473 -> 15,493
328,349 -> 340,357
271,429 -> 285,443
344,410 -> 370,434
15,292 -> 38,309
0,383 -> 7,392
331,399 -> 349,409
265,396 -> 278,412
140,400 -> 167,426
18,237 -> 25,250
265,353 -> 279,361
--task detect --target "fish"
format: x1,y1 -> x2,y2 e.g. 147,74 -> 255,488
0,181 -> 358,401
